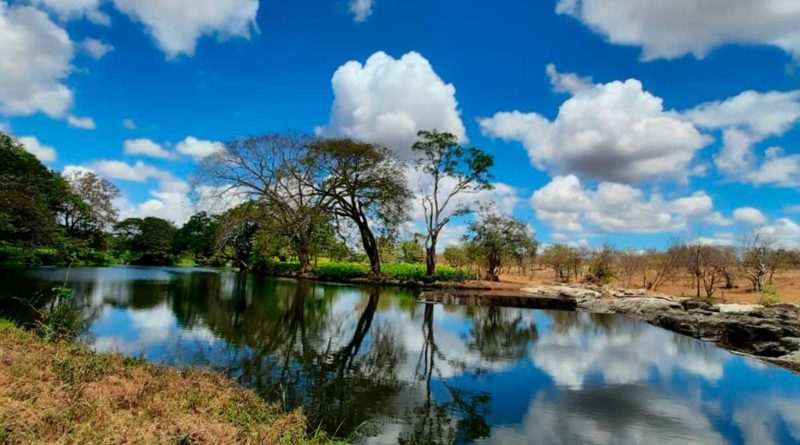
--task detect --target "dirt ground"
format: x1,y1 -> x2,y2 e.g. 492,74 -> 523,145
479,268 -> 800,305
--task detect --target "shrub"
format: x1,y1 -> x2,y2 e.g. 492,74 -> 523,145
255,260 -> 477,283
432,265 -> 477,282
382,263 -> 477,283
761,284 -> 782,305
36,286 -> 84,343
261,261 -> 303,276
316,262 -> 368,279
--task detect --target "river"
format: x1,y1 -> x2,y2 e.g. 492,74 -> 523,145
1,266 -> 799,444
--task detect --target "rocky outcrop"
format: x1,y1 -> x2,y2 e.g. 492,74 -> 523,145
519,285 -> 800,372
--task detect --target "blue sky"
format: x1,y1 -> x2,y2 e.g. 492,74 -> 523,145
3,0 -> 800,249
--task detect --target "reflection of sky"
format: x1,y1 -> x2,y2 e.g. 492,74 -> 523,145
8,266 -> 800,445
89,303 -> 236,366
529,312 -> 725,389
480,387 -> 729,445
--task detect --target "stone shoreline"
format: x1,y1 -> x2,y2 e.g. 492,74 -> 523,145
421,285 -> 800,372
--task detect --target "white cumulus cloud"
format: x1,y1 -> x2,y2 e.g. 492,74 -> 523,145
758,218 -> 800,249
0,2 -> 74,118
111,0 -> 259,57
123,138 -> 171,159
67,114 -> 96,129
530,175 -> 727,234
556,0 -> 800,61
317,51 -> 466,159
90,159 -> 167,182
685,90 -> 800,186
733,207 -> 767,225
480,65 -> 709,184
31,0 -> 109,25
175,136 -> 223,160
18,135 -> 57,163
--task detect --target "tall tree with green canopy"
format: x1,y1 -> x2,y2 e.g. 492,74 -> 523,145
309,138 -> 412,276
61,170 -> 120,246
173,211 -> 219,262
114,217 -> 176,265
0,132 -> 72,247
465,213 -> 535,281
214,201 -> 263,270
196,133 -> 330,273
412,130 -> 493,276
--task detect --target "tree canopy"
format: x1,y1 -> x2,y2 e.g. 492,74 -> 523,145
466,214 -> 536,281
412,130 -> 494,275
309,138 -> 412,275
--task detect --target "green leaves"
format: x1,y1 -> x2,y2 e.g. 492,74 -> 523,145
411,129 -> 496,275
466,214 -> 536,281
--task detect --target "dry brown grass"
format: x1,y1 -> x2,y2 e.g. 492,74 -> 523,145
0,320 -> 335,445
489,268 -> 800,305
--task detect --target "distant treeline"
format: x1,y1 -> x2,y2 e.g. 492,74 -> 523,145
0,130 -> 537,282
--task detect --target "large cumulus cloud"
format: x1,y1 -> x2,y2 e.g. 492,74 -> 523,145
556,0 -> 800,61
317,51 -> 466,159
480,65 -> 709,184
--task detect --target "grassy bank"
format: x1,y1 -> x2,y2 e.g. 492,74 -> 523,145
258,260 -> 477,285
0,320 -> 337,444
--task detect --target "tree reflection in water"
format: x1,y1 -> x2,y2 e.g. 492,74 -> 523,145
166,274 -> 534,443
5,268 -> 800,444
400,303 -> 539,444
170,276 -> 406,436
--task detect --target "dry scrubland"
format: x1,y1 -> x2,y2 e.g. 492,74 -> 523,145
0,320 -> 335,445
488,269 -> 800,304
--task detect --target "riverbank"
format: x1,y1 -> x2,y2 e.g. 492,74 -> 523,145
0,320 -> 337,444
421,284 -> 800,373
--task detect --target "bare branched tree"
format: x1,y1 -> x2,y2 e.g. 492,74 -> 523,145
618,249 -> 644,288
645,239 -> 683,291
740,230 -> 775,292
196,133 -> 329,273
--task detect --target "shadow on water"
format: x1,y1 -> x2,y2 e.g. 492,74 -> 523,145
3,266 -> 800,444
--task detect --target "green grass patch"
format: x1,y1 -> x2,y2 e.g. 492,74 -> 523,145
383,263 -> 477,283
316,262 -> 369,280
312,261 -> 476,282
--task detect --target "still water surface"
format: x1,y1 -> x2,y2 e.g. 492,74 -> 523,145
1,266 -> 800,444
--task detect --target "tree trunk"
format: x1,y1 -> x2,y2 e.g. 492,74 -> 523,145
425,239 -> 437,276
485,254 -> 500,281
356,219 -> 381,276
298,248 -> 311,274
696,273 -> 701,298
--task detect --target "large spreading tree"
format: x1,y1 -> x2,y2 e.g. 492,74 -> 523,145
309,138 -> 411,276
197,133 -> 330,273
0,133 -> 72,247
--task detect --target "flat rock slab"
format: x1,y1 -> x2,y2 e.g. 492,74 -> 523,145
419,290 -> 578,311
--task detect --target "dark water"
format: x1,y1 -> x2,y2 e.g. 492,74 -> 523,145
2,266 -> 800,444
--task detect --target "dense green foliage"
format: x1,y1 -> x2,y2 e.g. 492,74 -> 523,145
114,217 -> 177,265
172,211 -> 220,262
0,133 -> 73,247
315,261 -> 476,283
466,214 -> 537,281
0,133 -> 120,265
